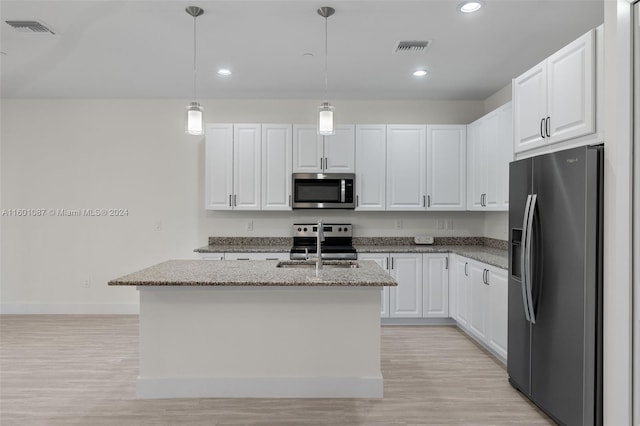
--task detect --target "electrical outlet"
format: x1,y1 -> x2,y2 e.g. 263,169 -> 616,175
83,279 -> 91,288
247,220 -> 254,231
436,220 -> 445,230
445,219 -> 453,230
395,219 -> 403,229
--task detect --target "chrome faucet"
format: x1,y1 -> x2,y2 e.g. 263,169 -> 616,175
316,220 -> 325,271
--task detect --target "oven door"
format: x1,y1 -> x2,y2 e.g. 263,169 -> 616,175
292,173 -> 355,209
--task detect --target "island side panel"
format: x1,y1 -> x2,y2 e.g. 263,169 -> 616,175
137,286 -> 383,398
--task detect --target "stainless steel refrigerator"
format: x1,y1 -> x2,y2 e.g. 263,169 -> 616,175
508,145 -> 603,426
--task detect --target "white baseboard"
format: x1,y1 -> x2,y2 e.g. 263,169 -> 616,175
0,303 -> 139,315
136,376 -> 383,399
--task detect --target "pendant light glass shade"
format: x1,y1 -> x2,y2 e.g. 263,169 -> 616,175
317,102 -> 335,135
186,102 -> 203,135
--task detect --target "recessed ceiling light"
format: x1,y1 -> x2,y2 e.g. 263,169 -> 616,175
413,70 -> 428,77
217,69 -> 232,76
459,1 -> 483,13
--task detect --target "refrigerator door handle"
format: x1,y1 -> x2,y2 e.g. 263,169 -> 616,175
525,193 -> 538,324
521,194 -> 533,322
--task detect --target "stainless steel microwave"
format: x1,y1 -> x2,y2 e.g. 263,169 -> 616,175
292,173 -> 355,209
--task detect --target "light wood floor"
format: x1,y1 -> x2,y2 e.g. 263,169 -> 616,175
0,316 -> 553,425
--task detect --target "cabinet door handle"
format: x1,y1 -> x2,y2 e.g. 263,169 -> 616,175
540,118 -> 546,139
546,116 -> 551,138
229,194 -> 232,207
325,157 -> 328,170
233,194 -> 237,207
486,269 -> 490,285
423,195 -> 426,207
391,257 -> 395,270
320,156 -> 323,170
385,257 -> 389,270
445,256 -> 449,270
289,195 -> 292,207
427,195 -> 431,208
464,262 -> 468,276
356,195 -> 359,207
236,258 -> 250,261
266,258 -> 279,260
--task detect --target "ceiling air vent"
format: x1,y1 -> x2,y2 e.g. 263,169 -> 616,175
394,40 -> 431,54
5,20 -> 55,34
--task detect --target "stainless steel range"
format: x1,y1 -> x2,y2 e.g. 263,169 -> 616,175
290,223 -> 357,260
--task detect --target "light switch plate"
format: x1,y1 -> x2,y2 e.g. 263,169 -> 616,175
414,235 -> 434,245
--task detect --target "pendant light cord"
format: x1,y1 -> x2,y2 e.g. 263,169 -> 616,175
323,16 -> 328,100
193,14 -> 197,102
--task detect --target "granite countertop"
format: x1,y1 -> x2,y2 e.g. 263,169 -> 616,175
194,237 -> 508,270
108,259 -> 397,287
354,245 -> 508,269
196,244 -> 292,253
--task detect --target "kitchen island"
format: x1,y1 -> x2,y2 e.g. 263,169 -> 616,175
108,259 -> 396,399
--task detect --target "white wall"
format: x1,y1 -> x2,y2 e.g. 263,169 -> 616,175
483,212 -> 508,241
603,1 -> 633,424
483,83 -> 512,114
1,98 -> 489,312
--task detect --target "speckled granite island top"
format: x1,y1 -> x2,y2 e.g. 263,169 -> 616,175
108,259 -> 397,287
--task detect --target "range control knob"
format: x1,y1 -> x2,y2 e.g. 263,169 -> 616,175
303,227 -> 308,232
297,227 -> 302,232
338,227 -> 342,232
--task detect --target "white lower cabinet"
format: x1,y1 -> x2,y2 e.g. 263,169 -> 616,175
486,267 -> 508,360
452,255 -> 471,328
449,255 -> 508,362
199,252 -> 225,260
422,253 -> 449,317
358,253 -> 391,317
360,253 -> 449,319
199,252 -> 288,260
224,252 -> 288,260
389,253 -> 423,318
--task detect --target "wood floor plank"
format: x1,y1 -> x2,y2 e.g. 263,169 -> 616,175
0,316 -> 552,425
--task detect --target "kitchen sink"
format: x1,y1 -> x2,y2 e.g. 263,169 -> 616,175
276,261 -> 359,269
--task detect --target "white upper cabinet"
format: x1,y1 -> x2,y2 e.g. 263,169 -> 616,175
546,31 -> 595,143
514,29 -> 596,153
205,124 -> 261,211
386,125 -> 427,211
324,125 -> 356,172
466,120 -> 484,211
292,125 -> 355,173
292,125 -> 323,172
467,103 -> 512,211
261,124 -> 292,211
513,62 -> 547,152
426,125 -> 466,211
205,124 -> 234,210
355,125 -> 386,211
233,124 -> 262,210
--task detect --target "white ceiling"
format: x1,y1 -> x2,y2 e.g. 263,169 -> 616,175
0,0 -> 604,100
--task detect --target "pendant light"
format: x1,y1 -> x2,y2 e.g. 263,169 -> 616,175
317,6 -> 335,136
185,6 -> 204,136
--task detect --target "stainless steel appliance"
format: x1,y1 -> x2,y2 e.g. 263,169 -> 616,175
292,173 -> 355,209
508,145 -> 603,425
290,223 -> 356,260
